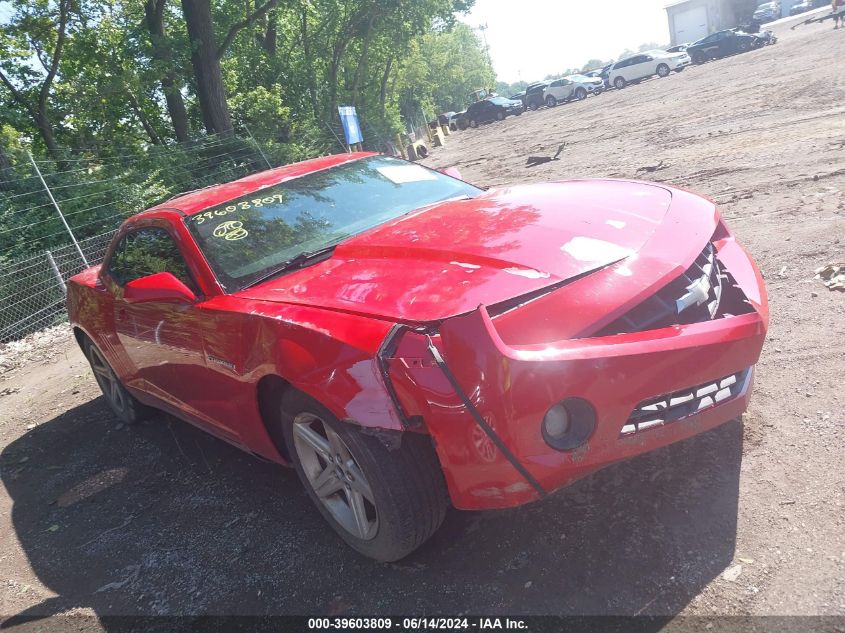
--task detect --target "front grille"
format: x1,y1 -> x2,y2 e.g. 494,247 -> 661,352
597,243 -> 724,336
620,368 -> 750,436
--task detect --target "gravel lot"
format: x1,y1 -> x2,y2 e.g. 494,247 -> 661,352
1,14 -> 843,628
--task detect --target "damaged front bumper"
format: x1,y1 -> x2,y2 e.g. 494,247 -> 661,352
382,236 -> 768,510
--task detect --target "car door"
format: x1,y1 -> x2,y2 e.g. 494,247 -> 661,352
104,225 -> 240,439
630,55 -> 655,80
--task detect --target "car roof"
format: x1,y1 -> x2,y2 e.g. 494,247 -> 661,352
146,152 -> 374,216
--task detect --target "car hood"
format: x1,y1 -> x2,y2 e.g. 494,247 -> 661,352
236,180 -> 674,323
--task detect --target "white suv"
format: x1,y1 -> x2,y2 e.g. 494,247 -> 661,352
609,51 -> 691,89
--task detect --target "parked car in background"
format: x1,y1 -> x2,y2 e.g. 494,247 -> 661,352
608,50 -> 690,89
509,91 -> 526,102
462,96 -> 523,128
453,110 -> 467,131
789,0 -> 812,15
522,81 -> 551,110
687,30 -> 761,64
567,74 -> 604,95
585,63 -> 613,88
753,1 -> 781,21
437,112 -> 456,127
543,76 -> 599,106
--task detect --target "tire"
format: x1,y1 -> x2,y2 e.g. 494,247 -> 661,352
495,110 -> 505,121
614,76 -> 626,90
528,99 -> 539,111
281,390 -> 448,562
738,40 -> 750,52
575,87 -> 587,100
83,337 -> 151,425
545,95 -> 557,108
692,52 -> 705,65
656,63 -> 670,78
469,119 -> 478,128
457,119 -> 467,131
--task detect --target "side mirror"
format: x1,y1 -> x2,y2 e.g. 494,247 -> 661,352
124,272 -> 197,304
439,166 -> 463,180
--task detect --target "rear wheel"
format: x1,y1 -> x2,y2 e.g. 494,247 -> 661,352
469,118 -> 478,128
545,95 -> 557,108
692,51 -> 706,64
656,63 -> 670,77
528,99 -> 539,111
281,390 -> 448,562
84,338 -> 150,425
575,87 -> 587,100
614,76 -> 626,89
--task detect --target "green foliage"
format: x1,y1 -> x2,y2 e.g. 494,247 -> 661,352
0,0 -> 492,263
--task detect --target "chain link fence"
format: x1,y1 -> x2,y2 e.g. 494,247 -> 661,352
0,231 -> 115,341
0,111 -> 431,343
0,132 -> 279,342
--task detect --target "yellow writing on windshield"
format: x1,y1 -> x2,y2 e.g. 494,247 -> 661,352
193,193 -> 284,224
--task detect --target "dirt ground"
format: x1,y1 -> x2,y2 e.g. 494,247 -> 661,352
1,14 -> 844,628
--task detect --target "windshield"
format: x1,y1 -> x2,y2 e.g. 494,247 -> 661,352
567,74 -> 589,81
185,155 -> 481,292
489,97 -> 510,104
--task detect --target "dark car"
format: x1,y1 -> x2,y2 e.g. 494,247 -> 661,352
521,81 -> 551,110
461,97 -> 523,128
752,1 -> 781,21
686,30 -> 761,64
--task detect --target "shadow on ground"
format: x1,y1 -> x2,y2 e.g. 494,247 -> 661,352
1,396 -> 742,621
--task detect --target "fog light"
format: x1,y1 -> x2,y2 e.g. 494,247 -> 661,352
543,404 -> 570,439
541,398 -> 596,451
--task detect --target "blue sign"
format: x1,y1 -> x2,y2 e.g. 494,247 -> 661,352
338,105 -> 364,146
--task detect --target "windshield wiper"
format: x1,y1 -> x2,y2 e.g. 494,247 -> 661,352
243,243 -> 340,289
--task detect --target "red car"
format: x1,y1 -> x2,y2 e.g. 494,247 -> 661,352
67,153 -> 768,561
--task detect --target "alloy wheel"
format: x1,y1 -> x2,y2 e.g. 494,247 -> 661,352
88,344 -> 128,415
293,413 -> 378,541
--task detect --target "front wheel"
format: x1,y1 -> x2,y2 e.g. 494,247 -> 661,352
84,338 -> 151,425
281,390 -> 448,562
545,95 -> 557,108
692,52 -> 706,64
528,100 -> 539,111
656,63 -> 670,77
469,119 -> 478,128
496,110 -> 505,121
614,76 -> 626,89
575,87 -> 587,100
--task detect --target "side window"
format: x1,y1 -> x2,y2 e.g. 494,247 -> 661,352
107,227 -> 197,292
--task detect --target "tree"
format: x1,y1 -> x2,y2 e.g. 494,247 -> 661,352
0,0 -> 73,163
180,0 -> 279,135
144,0 -> 191,142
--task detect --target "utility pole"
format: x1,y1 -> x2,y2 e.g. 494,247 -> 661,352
475,23 -> 492,70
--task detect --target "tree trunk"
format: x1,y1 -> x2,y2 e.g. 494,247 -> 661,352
350,12 -> 376,107
144,0 -> 191,142
379,56 -> 393,114
300,6 -> 318,115
181,0 -> 233,135
127,90 -> 163,145
34,111 -> 63,166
